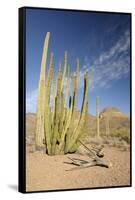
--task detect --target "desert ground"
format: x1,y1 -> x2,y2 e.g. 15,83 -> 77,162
26,109 -> 130,192
26,143 -> 130,192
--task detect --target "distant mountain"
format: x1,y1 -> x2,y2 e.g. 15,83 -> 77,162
85,106 -> 130,137
26,106 -> 130,137
100,107 -> 129,118
26,113 -> 36,135
102,107 -> 120,113
97,107 -> 130,137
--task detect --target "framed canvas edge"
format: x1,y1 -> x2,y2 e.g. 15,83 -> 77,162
19,7 -> 26,193
18,6 -> 132,194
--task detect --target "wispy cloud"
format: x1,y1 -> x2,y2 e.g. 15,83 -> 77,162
26,89 -> 37,113
26,87 -> 53,113
26,30 -> 130,113
80,30 -> 130,91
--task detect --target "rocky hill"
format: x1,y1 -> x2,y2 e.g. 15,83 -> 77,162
26,106 -> 130,141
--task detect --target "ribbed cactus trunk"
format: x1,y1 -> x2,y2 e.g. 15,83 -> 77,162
66,72 -> 89,152
96,96 -> 100,138
35,32 -> 50,149
35,32 -> 89,155
51,60 -> 62,155
64,59 -> 80,153
44,52 -> 53,154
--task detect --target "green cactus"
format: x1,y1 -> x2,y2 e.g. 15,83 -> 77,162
35,32 -> 50,149
51,96 -> 59,155
51,60 -> 62,155
72,101 -> 89,152
72,58 -> 79,113
59,92 -> 64,138
57,75 -> 73,153
65,65 -> 70,107
61,51 -> 67,93
51,73 -> 56,142
64,60 -> 80,153
44,52 -> 53,154
66,72 -> 89,152
59,52 -> 68,139
35,32 -> 89,155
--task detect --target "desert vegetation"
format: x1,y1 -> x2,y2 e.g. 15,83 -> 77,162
26,32 -> 130,191
35,32 -> 89,155
26,32 -> 130,156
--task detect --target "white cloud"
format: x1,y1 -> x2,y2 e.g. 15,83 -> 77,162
26,89 -> 37,113
26,87 -> 53,113
80,30 -> 130,91
26,30 -> 130,113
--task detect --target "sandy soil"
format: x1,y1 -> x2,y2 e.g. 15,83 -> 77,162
26,146 -> 130,192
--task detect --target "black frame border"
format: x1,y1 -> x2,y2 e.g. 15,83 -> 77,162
19,7 -> 26,193
19,6 -> 132,193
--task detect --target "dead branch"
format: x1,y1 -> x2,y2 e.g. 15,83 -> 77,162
66,141 -> 111,171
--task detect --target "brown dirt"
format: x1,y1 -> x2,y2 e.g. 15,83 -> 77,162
26,146 -> 130,192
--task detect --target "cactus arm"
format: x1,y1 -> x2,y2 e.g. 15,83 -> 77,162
70,102 -> 89,152
51,96 -> 59,154
72,59 -> 79,113
64,60 -> 80,152
51,60 -> 62,154
67,72 -> 89,152
64,73 -> 75,152
46,52 -> 53,103
61,51 -> 67,93
58,92 -> 65,138
58,98 -> 73,153
65,65 -> 70,108
44,52 -> 53,154
59,64 -> 70,141
35,32 -> 50,148
40,32 -> 50,80
51,73 -> 56,142
58,52 -> 67,139
52,73 -> 56,119
57,75 -> 73,153
79,101 -> 89,142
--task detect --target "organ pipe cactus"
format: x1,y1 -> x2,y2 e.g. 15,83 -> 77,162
35,32 -> 89,155
66,72 -> 89,153
44,52 -> 53,154
35,32 -> 50,149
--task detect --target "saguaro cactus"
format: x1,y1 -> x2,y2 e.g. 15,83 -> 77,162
35,32 -> 89,155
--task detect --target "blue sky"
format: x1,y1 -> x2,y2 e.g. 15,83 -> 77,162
26,8 -> 131,116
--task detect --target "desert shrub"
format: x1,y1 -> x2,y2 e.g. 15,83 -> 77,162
110,128 -> 130,144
